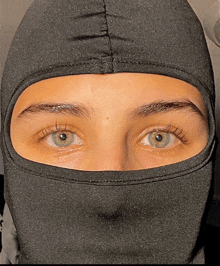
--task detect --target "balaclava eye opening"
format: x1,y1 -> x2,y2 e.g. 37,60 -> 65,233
1,0 -> 216,264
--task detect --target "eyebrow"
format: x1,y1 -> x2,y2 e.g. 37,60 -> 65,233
17,100 -> 206,122
17,103 -> 93,119
130,99 -> 206,121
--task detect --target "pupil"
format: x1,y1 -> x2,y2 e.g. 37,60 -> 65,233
155,134 -> 163,142
59,133 -> 67,141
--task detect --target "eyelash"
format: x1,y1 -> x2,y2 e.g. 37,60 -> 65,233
36,123 -> 188,146
144,124 -> 188,144
37,123 -> 78,142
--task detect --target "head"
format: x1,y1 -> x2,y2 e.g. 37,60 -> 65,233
10,73 -> 208,171
1,0 -> 216,264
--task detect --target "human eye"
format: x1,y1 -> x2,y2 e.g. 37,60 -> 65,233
37,124 -> 83,148
140,125 -> 188,149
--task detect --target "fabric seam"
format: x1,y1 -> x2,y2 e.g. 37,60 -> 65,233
102,0 -> 114,67
5,58 -> 214,107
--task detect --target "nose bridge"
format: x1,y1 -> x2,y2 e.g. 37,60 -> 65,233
81,115 -> 130,170
87,140 -> 129,171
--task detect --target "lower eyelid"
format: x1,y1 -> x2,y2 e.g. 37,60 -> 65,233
35,124 -> 187,151
143,143 -> 188,156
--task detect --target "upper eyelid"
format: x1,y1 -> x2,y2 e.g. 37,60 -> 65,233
138,125 -> 188,143
37,123 -> 185,137
36,124 -> 81,140
138,124 -> 179,137
37,123 -> 188,146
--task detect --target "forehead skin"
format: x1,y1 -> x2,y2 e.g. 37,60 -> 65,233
12,73 -> 206,119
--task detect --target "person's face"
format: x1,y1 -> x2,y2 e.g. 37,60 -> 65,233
10,73 -> 208,171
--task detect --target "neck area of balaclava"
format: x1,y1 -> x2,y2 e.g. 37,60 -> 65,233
1,0 -> 216,264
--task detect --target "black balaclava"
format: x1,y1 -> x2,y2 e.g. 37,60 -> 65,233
1,0 -> 216,264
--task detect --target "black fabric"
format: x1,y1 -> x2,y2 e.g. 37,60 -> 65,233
204,224 -> 220,265
0,0 -> 217,264
1,0 -> 215,116
0,175 -> 4,215
0,174 -> 4,252
208,134 -> 220,227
